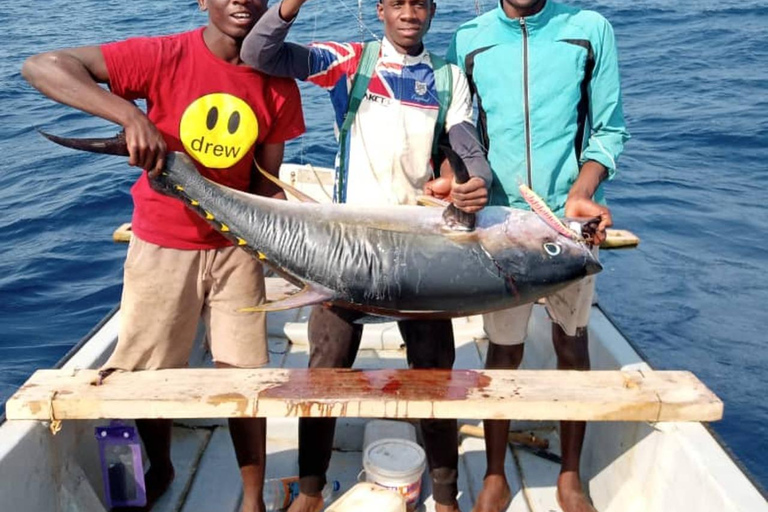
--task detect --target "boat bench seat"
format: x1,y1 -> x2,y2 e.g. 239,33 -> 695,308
6,368 -> 722,423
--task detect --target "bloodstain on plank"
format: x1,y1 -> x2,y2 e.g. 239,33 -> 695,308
260,369 -> 492,402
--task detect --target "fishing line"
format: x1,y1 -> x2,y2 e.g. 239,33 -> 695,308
332,0 -> 382,41
358,0 -> 366,41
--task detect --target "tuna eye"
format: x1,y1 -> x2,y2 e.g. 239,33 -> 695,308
228,111 -> 241,134
206,107 -> 219,130
544,243 -> 561,256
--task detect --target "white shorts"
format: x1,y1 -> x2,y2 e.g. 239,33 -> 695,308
482,273 -> 596,345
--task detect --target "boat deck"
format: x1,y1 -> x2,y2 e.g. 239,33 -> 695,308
150,308 -> 563,512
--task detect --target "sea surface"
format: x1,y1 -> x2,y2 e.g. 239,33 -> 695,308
1,0 -> 766,493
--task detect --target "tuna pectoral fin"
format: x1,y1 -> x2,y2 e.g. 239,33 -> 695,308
39,130 -> 129,156
254,161 -> 318,204
240,284 -> 334,313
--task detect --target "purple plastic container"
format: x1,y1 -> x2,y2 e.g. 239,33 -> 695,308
95,421 -> 146,509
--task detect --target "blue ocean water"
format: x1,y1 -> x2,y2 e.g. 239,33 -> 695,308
1,0 -> 766,492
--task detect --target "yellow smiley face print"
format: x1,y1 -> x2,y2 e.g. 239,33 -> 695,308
179,93 -> 259,169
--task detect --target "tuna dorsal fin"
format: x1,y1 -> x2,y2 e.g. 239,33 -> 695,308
254,160 -> 319,204
239,283 -> 334,313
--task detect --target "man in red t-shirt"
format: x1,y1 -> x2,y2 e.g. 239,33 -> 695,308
22,1 -> 305,510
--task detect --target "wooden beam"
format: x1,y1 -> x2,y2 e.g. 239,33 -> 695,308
602,229 -> 640,249
112,222 -> 133,243
6,369 -> 722,423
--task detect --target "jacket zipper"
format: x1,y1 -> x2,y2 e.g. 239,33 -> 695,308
520,17 -> 533,188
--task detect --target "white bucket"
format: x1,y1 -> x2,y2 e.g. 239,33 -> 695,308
363,438 -> 426,511
363,420 -> 417,452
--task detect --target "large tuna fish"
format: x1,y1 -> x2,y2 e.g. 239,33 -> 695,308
40,132 -> 602,318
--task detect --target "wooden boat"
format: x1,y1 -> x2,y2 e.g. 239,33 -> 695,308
0,164 -> 764,511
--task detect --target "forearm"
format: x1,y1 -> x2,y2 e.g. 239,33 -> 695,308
253,143 -> 287,199
447,122 -> 492,187
241,2 -> 312,79
568,160 -> 607,200
22,51 -> 142,127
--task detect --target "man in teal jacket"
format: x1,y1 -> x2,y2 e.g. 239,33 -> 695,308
448,1 -> 630,511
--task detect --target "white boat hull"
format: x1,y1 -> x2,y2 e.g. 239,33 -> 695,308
0,164 -> 763,511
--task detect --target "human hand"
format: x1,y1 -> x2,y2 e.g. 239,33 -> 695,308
424,176 -> 453,200
279,0 -> 310,20
124,111 -> 166,178
564,194 -> 612,245
451,177 -> 487,213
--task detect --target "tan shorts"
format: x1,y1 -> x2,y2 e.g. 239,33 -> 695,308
482,273 -> 596,345
103,236 -> 268,370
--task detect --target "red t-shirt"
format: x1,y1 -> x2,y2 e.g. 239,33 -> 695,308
101,28 -> 305,249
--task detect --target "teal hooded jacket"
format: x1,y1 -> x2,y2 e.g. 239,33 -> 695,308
447,1 -> 630,215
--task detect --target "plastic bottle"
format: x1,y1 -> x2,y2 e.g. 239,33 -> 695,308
263,477 -> 341,511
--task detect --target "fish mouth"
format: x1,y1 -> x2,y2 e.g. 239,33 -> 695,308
584,250 -> 603,276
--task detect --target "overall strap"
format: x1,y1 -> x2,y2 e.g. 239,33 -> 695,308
430,52 -> 453,159
336,41 -> 381,203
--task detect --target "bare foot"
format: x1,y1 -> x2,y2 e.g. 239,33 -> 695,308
112,463 -> 175,511
435,502 -> 462,512
472,475 -> 511,512
556,472 -> 597,512
286,493 -> 325,512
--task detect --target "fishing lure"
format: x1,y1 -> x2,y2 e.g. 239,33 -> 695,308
518,183 -> 585,242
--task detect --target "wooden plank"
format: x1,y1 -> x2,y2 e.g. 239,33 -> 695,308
602,229 -> 640,249
5,369 -> 722,423
112,222 -> 132,243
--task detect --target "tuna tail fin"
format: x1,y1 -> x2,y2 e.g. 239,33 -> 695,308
254,160 -> 319,204
240,283 -> 335,313
438,143 -> 476,232
39,130 -> 129,156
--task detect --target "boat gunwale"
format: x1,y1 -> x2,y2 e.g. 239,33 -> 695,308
595,303 -> 768,500
0,304 -> 120,426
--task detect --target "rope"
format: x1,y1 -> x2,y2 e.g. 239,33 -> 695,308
48,391 -> 62,436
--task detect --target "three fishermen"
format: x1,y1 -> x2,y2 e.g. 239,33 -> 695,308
23,0 -> 628,511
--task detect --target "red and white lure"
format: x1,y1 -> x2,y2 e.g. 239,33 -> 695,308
518,183 -> 584,242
